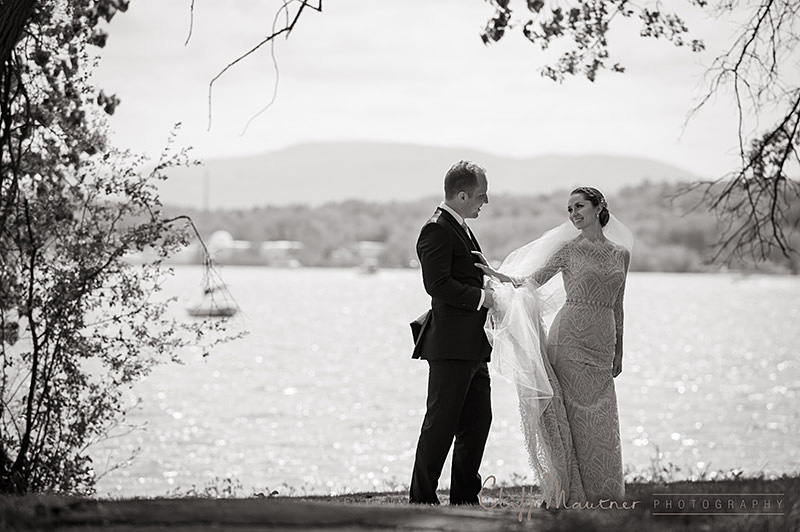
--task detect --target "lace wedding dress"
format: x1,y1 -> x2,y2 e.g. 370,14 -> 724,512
485,219 -> 631,507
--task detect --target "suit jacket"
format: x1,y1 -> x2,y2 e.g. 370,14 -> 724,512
412,208 -> 492,361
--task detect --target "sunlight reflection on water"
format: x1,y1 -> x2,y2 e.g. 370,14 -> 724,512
91,268 -> 800,497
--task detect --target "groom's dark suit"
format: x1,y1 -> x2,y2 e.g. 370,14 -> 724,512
410,207 -> 492,505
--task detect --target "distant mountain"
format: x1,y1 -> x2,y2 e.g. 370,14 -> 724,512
157,142 -> 702,208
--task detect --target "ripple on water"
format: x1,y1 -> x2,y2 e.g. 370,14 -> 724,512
90,269 -> 800,496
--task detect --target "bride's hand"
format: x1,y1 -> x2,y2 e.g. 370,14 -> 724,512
612,353 -> 623,378
472,251 -> 498,277
472,252 -> 524,286
471,251 -> 490,267
474,262 -> 497,278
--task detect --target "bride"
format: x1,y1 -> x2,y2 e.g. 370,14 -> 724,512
473,186 -> 633,508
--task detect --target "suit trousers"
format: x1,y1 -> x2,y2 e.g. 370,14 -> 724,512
409,358 -> 492,504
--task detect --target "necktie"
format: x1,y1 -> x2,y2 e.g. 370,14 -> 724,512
462,222 -> 479,250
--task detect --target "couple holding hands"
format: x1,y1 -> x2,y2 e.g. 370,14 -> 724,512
409,160 -> 633,508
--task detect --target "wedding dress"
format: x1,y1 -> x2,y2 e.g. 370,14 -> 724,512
485,216 -> 632,507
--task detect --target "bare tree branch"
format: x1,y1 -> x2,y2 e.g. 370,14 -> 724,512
184,0 -> 196,46
240,1 -> 291,136
205,0 -> 322,131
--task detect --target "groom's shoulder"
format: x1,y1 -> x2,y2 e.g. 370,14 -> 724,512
421,208 -> 450,230
425,209 -> 445,225
418,210 -> 450,240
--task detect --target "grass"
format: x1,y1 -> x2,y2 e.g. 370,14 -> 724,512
1,473 -> 796,531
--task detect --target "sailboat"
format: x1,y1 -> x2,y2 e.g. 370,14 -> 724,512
186,171 -> 239,318
187,285 -> 238,318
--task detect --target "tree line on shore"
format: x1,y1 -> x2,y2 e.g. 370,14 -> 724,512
166,181 -> 800,274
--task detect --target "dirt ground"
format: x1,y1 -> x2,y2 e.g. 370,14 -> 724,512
1,476 -> 797,531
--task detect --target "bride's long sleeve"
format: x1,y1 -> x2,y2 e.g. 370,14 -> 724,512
529,244 -> 568,287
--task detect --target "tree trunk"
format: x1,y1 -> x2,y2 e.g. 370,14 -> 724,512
0,0 -> 37,64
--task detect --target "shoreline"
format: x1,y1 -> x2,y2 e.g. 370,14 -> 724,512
2,475 -> 796,531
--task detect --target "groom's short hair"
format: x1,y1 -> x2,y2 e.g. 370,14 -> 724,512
444,160 -> 485,200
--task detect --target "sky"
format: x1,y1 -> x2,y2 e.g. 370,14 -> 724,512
91,0 -> 775,179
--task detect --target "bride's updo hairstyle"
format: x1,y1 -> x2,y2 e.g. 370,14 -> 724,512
571,186 -> 610,227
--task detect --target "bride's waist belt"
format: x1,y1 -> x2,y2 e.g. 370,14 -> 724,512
565,297 -> 613,309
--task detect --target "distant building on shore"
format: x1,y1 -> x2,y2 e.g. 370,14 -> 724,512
258,240 -> 304,267
207,231 -> 303,266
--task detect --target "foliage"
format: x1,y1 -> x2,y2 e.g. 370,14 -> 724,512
166,476 -> 281,499
482,0 -> 707,82
481,0 -> 800,264
0,1 -> 231,495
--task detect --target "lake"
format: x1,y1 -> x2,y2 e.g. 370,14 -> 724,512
91,267 -> 800,497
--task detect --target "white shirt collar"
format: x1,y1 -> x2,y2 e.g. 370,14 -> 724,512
439,201 -> 466,227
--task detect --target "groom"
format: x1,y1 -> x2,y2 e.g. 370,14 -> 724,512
409,160 -> 494,505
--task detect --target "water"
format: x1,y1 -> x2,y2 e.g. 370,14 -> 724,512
91,267 -> 800,497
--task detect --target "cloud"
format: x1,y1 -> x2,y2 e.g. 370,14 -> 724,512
91,0 -> 770,178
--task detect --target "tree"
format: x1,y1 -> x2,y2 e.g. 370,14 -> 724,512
481,0 -> 800,264
1,1 -> 233,494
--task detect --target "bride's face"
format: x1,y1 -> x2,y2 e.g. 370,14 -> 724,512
567,193 -> 600,230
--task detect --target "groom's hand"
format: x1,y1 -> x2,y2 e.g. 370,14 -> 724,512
482,287 -> 494,309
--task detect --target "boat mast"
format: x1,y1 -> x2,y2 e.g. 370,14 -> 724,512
203,169 -> 210,212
